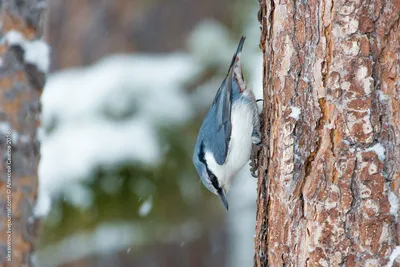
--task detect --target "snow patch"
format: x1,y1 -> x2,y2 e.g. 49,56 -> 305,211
5,30 -> 50,72
289,106 -> 301,120
365,143 -> 386,161
33,193 -> 51,218
388,246 -> 400,267
5,31 -> 25,46
389,191 -> 399,222
0,122 -> 11,134
63,184 -> 93,210
36,54 -> 198,217
138,197 -> 153,217
24,40 -> 51,72
35,222 -> 142,266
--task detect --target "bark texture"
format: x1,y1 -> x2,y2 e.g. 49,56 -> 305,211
255,0 -> 400,266
0,1 -> 46,266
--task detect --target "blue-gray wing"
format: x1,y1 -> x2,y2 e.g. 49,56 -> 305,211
199,36 -> 246,165
196,77 -> 232,166
207,74 -> 232,165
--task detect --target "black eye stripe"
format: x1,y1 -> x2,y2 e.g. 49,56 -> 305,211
210,175 -> 220,191
198,141 -> 207,165
199,141 -> 220,190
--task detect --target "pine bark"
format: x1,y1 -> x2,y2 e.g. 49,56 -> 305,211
255,0 -> 400,266
0,1 -> 46,266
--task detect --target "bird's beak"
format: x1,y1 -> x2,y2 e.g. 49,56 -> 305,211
218,189 -> 229,210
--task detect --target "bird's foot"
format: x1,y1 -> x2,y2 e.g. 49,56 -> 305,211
252,135 -> 262,146
249,144 -> 261,178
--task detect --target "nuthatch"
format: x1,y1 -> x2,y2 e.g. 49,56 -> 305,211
193,36 -> 261,210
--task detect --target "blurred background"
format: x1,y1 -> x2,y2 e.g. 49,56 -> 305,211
35,0 -> 263,266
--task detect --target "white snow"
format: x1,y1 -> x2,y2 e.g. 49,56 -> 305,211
388,246 -> 400,267
0,122 -> 11,134
36,54 -> 199,217
5,30 -> 50,73
138,197 -> 153,217
365,143 -> 386,161
40,54 -> 197,127
34,222 -> 143,266
33,194 -> 51,218
5,31 -> 25,46
24,40 -> 51,72
289,106 -> 301,120
389,191 -> 399,222
63,184 -> 93,210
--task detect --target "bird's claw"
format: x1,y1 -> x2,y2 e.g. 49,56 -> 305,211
255,142 -> 264,148
249,144 -> 260,178
250,167 -> 258,178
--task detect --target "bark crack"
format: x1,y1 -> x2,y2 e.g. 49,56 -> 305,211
304,98 -> 327,179
343,156 -> 358,262
321,0 -> 335,92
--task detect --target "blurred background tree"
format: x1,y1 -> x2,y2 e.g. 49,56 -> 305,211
28,0 -> 263,267
46,0 -> 234,70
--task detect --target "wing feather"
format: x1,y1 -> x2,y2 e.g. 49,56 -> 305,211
199,36 -> 246,165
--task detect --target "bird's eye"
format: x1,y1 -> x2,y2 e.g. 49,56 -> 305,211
209,174 -> 216,182
209,173 -> 219,190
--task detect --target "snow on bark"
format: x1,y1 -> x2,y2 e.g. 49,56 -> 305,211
255,0 -> 400,266
4,31 -> 50,73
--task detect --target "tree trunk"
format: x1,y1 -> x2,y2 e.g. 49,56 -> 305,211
0,1 -> 47,266
255,0 -> 400,266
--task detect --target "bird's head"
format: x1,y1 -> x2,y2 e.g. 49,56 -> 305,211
193,142 -> 229,210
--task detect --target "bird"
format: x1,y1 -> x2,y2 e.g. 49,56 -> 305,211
193,36 -> 261,210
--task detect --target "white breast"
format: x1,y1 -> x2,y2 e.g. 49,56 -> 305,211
205,99 -> 254,191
